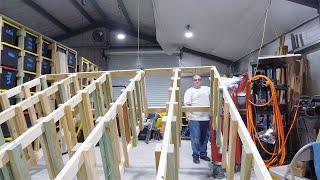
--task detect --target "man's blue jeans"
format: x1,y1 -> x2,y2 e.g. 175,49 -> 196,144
188,120 -> 210,158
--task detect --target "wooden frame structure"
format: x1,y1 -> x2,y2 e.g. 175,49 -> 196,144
0,66 -> 272,180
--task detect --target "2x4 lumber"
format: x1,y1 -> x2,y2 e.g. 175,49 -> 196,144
222,101 -> 230,169
79,91 -> 94,138
58,82 -> 74,156
122,102 -> 131,143
127,90 -> 138,146
117,104 -> 130,168
216,87 -> 223,147
17,28 -> 26,87
64,105 -> 77,150
170,117 -> 179,176
135,80 -> 144,130
42,119 -> 64,177
155,143 -> 162,172
14,106 -> 37,166
82,143 -> 99,180
141,72 -> 149,116
166,144 -> 176,180
240,147 -> 253,180
99,121 -> 120,180
227,119 -> 238,180
7,144 -> 31,180
212,77 -> 219,130
211,66 -> 271,180
36,36 -> 43,76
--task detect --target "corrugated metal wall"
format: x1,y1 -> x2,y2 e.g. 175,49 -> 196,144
108,53 -> 178,106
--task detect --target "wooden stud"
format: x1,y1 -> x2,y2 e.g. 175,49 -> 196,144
14,106 -> 37,166
122,102 -> 131,143
7,144 -> 31,180
155,143 -> 162,172
58,82 -> 74,156
167,144 -> 176,180
36,36 -> 43,76
99,121 -> 120,180
64,105 -> 77,151
82,143 -> 100,180
222,102 -> 230,169
227,119 -> 238,180
135,80 -> 144,130
110,118 -> 121,165
216,87 -> 223,147
212,77 -> 218,130
127,90 -> 138,146
38,92 -> 56,179
22,85 -> 41,151
17,28 -> 26,88
141,73 -> 149,116
43,119 -> 64,177
240,147 -> 253,180
117,104 -> 129,168
80,91 -> 95,138
171,117 -> 179,172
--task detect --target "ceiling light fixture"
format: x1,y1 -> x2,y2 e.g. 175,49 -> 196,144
117,33 -> 126,40
184,25 -> 194,39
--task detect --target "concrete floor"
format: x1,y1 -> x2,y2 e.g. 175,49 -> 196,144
30,140 -> 254,179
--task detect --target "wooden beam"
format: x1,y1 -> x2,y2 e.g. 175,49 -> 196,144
7,144 -> 31,180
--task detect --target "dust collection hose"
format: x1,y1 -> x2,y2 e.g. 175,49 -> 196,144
246,75 -> 300,167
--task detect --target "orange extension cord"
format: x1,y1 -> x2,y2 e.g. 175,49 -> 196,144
246,75 -> 300,167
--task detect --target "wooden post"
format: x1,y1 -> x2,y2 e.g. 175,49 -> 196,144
14,106 -> 37,166
141,72 -> 149,116
155,143 -> 162,172
227,119 -> 238,180
22,85 -> 41,151
36,36 -> 43,77
99,121 -> 120,180
210,68 -> 215,116
42,119 -> 64,177
122,102 -> 131,143
167,144 -> 177,180
135,80 -> 144,130
64,105 -> 77,151
38,92 -> 56,179
212,77 -> 218,130
82,143 -> 100,180
171,116 -> 179,176
117,104 -> 129,167
80,91 -> 95,138
58,82 -> 74,156
127,90 -> 138,146
17,28 -> 26,88
7,144 -> 31,180
222,102 -> 230,169
0,127 -> 13,179
111,118 -> 121,165
240,147 -> 253,180
216,87 -> 223,147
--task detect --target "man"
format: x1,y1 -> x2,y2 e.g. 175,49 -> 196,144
184,74 -> 211,164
